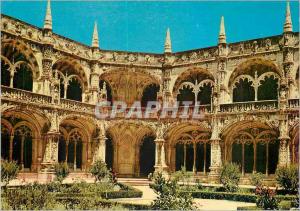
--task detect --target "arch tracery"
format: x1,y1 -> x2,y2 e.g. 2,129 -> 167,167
229,58 -> 281,102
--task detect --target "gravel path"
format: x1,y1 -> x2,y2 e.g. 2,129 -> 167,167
110,185 -> 256,210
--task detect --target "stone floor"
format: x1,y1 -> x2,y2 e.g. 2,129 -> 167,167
110,185 -> 256,210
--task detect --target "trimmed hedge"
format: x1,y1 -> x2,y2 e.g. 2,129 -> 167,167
180,190 -> 298,203
102,183 -> 142,199
56,196 -> 150,210
54,183 -> 142,199
237,206 -> 259,210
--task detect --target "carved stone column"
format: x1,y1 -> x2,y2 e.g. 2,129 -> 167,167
162,61 -> 172,104
9,135 -> 14,161
209,117 -> 222,179
93,135 -> 106,163
41,132 -> 60,172
278,116 -> 291,167
209,139 -> 222,176
90,62 -> 100,104
41,43 -> 53,96
154,138 -> 168,174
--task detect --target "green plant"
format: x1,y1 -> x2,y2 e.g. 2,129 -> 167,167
1,159 -> 19,187
90,159 -> 111,182
151,172 -> 194,210
250,172 -> 264,187
54,162 -> 69,183
220,163 -> 241,192
278,200 -> 293,210
5,183 -> 55,210
255,186 -> 278,210
275,164 -> 299,193
172,166 -> 193,187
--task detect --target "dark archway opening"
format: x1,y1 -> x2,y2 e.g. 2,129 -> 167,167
13,64 -> 33,91
177,87 -> 195,106
1,128 -> 10,160
105,135 -> 114,170
175,143 -> 184,171
198,84 -> 212,105
139,136 -> 155,176
67,140 -> 83,170
59,78 -> 65,98
233,78 -> 255,102
141,84 -> 160,107
58,136 -> 66,163
196,143 -> 211,173
12,135 -> 32,169
67,78 -> 82,101
1,62 -> 10,86
257,76 -> 278,100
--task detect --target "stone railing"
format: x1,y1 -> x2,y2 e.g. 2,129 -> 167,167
219,100 -> 278,113
60,98 -> 96,114
2,86 -> 299,118
1,86 -> 52,106
288,98 -> 300,109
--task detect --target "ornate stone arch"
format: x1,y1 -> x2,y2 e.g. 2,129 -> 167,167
1,39 -> 40,79
228,57 -> 283,89
172,67 -> 215,95
1,118 -> 13,135
52,57 -> 89,90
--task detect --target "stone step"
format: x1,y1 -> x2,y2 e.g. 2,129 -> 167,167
118,178 -> 152,186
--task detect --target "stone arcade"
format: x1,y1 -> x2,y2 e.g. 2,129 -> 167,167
1,1 -> 299,183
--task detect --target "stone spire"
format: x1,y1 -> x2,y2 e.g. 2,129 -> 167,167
44,0 -> 52,30
92,21 -> 99,48
284,1 -> 293,33
218,16 -> 226,44
164,28 -> 172,53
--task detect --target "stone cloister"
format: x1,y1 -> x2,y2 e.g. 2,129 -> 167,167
1,1 -> 299,183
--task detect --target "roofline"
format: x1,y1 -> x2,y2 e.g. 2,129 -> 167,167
1,13 -> 299,55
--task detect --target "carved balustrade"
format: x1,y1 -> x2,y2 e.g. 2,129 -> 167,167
288,98 -> 300,109
219,100 -> 278,113
2,86 -> 299,118
1,86 -> 52,106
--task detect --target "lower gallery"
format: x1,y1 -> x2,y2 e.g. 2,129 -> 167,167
1,2 -> 299,185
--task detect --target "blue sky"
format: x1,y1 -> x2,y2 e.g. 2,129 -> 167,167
1,1 -> 299,53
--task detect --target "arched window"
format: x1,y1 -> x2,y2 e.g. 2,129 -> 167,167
1,125 -> 10,160
105,134 -> 114,170
139,135 -> 155,176
13,125 -> 33,170
233,78 -> 255,102
13,63 -> 33,91
1,45 -> 35,91
198,83 -> 212,105
228,127 -> 279,176
141,84 -> 160,107
177,86 -> 195,106
1,59 -> 10,86
67,77 -> 82,101
68,130 -> 83,170
257,75 -> 278,100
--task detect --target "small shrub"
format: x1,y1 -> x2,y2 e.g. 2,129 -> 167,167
5,183 -> 55,210
151,172 -> 195,210
172,166 -> 193,186
90,159 -> 111,182
54,162 -> 69,183
47,181 -> 64,192
275,164 -> 299,193
278,200 -> 292,210
220,163 -> 241,192
1,159 -> 19,187
250,172 -> 264,187
255,186 -> 278,210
